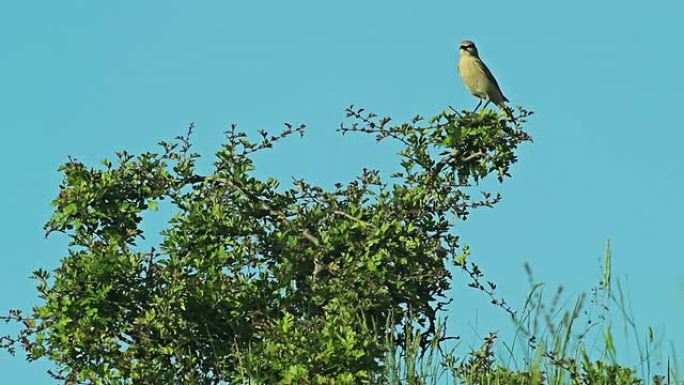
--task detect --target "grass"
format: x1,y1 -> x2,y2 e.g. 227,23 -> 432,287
374,241 -> 679,385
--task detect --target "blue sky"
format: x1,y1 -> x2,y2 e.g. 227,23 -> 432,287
2,1 -> 684,382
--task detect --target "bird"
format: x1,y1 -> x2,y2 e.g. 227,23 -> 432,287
458,40 -> 515,122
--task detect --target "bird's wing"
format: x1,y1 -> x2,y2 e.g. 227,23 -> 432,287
477,59 -> 509,102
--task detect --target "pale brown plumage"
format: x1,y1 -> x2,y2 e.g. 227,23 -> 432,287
458,40 -> 515,121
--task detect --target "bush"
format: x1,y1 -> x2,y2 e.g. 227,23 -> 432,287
2,106 -> 534,384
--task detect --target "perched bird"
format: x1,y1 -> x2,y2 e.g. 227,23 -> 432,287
458,40 -> 515,121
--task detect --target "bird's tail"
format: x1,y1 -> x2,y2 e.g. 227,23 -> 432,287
498,103 -> 517,124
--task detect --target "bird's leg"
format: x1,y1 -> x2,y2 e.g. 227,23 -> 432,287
482,99 -> 491,110
473,98 -> 483,112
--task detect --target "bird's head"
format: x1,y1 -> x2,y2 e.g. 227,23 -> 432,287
459,40 -> 479,57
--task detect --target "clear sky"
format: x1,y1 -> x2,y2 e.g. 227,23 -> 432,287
2,1 -> 684,383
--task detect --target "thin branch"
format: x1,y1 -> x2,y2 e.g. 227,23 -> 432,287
210,176 -> 321,248
331,210 -> 374,228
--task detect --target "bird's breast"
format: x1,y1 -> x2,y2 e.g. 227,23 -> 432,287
458,58 -> 486,98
